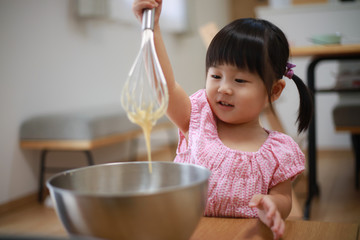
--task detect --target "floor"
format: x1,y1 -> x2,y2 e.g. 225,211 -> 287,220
0,149 -> 359,238
294,150 -> 360,224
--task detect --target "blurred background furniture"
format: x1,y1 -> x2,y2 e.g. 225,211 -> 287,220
20,105 -> 175,202
291,43 -> 360,219
332,103 -> 360,189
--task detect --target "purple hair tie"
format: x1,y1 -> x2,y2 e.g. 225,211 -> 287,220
285,62 -> 296,79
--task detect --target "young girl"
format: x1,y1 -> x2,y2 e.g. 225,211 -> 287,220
133,1 -> 313,239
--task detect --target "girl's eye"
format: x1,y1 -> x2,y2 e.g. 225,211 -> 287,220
211,75 -> 221,79
235,79 -> 247,83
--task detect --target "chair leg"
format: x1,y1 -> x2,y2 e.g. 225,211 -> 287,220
38,150 -> 48,203
84,150 -> 94,166
351,134 -> 360,189
129,137 -> 139,161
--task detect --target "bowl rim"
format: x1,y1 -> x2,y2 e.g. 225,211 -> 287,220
46,161 -> 211,197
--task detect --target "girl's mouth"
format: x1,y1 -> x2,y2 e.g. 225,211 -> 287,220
218,101 -> 234,107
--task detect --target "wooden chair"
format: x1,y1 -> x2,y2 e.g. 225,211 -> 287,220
20,105 -> 175,202
333,104 -> 360,189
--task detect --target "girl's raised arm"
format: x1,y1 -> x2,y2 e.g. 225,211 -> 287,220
132,0 -> 191,136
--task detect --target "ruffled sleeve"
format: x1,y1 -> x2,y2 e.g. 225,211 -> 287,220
264,131 -> 305,189
176,89 -> 211,155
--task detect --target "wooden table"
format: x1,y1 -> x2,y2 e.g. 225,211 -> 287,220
290,44 -> 360,219
190,217 -> 359,240
291,44 -> 360,57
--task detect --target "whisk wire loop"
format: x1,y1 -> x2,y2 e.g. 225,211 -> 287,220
121,19 -> 168,128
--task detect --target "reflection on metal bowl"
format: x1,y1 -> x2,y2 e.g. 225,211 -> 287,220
47,162 -> 211,240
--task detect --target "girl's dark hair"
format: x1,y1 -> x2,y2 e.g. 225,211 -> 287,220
206,18 -> 313,133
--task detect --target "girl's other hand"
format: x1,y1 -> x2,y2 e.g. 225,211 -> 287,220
132,0 -> 162,24
249,194 -> 285,240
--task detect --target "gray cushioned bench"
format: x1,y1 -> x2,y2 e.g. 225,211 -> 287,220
332,103 -> 360,188
20,105 -> 175,202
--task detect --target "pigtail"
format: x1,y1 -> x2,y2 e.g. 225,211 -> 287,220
291,74 -> 314,134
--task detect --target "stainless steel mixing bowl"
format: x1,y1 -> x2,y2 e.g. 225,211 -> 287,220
46,161 -> 211,240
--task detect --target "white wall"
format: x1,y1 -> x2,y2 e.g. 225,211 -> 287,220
257,2 -> 360,149
0,0 -> 230,204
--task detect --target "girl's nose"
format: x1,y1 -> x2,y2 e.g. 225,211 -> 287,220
218,81 -> 233,95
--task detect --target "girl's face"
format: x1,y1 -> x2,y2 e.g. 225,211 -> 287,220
206,64 -> 268,125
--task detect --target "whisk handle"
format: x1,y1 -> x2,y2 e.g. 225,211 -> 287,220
142,8 -> 155,30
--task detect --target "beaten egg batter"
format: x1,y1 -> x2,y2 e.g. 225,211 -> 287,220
124,94 -> 167,173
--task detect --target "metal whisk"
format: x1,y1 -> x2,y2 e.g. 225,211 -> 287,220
121,8 -> 169,129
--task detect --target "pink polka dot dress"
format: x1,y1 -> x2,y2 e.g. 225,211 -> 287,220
174,89 -> 305,218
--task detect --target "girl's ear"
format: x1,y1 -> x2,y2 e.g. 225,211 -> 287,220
271,79 -> 286,102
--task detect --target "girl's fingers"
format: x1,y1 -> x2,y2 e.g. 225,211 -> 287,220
271,212 -> 285,240
249,194 -> 285,239
132,0 -> 159,20
278,219 -> 285,236
271,212 -> 281,232
133,0 -> 159,11
249,194 -> 263,208
272,222 -> 285,240
273,233 -> 278,240
266,203 -> 276,220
